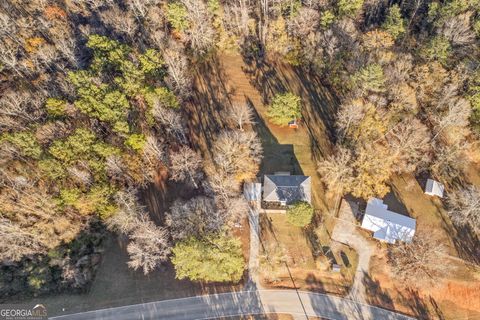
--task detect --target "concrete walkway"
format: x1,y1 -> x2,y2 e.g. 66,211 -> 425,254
51,289 -> 415,320
247,204 -> 262,290
331,200 -> 375,303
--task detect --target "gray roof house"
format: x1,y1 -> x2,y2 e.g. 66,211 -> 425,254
263,174 -> 311,205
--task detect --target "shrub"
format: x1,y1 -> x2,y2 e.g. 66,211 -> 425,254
45,98 -> 68,117
382,5 -> 405,40
421,36 -> 451,65
266,92 -> 302,126
1,131 -> 42,159
351,64 -> 386,94
172,234 -> 245,282
287,201 -> 314,227
337,0 -> 364,17
320,10 -> 335,29
167,3 -> 190,32
125,134 -> 146,152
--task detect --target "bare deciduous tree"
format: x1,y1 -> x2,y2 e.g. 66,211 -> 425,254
388,83 -> 418,114
143,135 -> 165,166
0,90 -> 44,132
387,232 -> 453,286
165,196 -> 222,240
318,146 -> 354,211
35,121 -> 71,145
317,146 -> 353,194
432,97 -> 471,143
152,103 -> 186,142
431,141 -> 469,184
385,53 -> 413,84
106,155 -> 130,185
107,189 -> 145,234
226,103 -> 254,130
0,218 -> 45,262
439,12 -> 476,46
67,166 -> 93,186
223,0 -> 252,40
169,146 -> 203,188
386,118 -> 431,173
127,220 -> 170,275
100,5 -> 137,40
181,0 -> 216,55
126,0 -> 160,19
0,40 -> 21,74
163,44 -> 193,98
108,189 -> 170,274
213,130 -> 262,179
219,195 -> 250,227
287,7 -> 319,38
203,169 -> 241,200
448,186 -> 480,234
336,99 -> 369,140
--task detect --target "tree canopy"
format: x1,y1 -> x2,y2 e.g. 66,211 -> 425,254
286,201 -> 314,227
266,92 -> 302,126
171,234 -> 245,282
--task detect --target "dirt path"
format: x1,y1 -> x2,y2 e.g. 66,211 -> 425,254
331,200 -> 375,304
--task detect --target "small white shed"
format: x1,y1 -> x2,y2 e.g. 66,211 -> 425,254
331,264 -> 341,273
425,179 -> 445,198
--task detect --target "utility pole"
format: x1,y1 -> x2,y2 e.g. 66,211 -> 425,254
284,261 -> 309,319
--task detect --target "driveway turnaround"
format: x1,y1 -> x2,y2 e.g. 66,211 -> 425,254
332,200 -> 375,303
51,289 -> 415,320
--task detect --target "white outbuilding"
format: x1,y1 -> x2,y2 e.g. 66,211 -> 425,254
361,198 -> 416,244
425,179 -> 445,198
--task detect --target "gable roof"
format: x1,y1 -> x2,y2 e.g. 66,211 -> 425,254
425,179 -> 445,198
263,175 -> 311,204
361,198 -> 416,244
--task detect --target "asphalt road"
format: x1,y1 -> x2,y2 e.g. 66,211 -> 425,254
51,289 -> 415,320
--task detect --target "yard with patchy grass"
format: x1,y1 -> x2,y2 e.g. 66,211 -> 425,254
259,213 -> 358,295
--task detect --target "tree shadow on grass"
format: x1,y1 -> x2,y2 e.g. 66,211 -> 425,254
362,273 -> 395,311
396,287 -> 434,320
185,55 -> 232,158
305,273 -> 327,292
302,227 -> 323,259
248,97 -> 303,177
451,223 -> 480,265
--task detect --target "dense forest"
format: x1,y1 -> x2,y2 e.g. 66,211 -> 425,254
0,0 -> 479,300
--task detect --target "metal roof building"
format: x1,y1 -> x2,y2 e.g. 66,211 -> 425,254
263,174 -> 311,205
361,198 -> 416,244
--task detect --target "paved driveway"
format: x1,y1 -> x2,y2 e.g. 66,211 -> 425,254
51,289 -> 415,320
